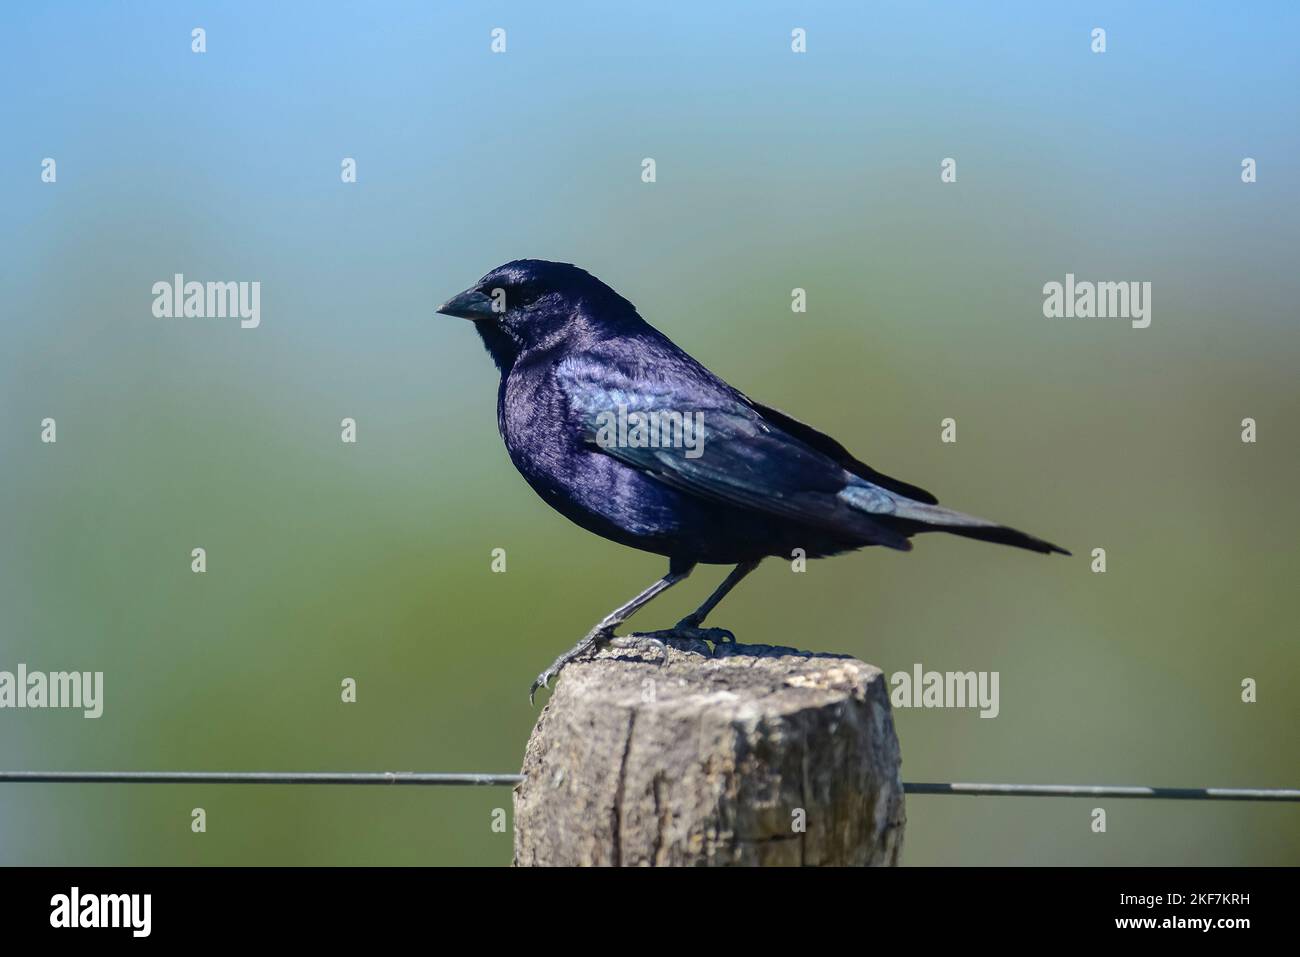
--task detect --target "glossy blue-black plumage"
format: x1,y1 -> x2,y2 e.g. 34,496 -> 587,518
440,260 -> 1067,564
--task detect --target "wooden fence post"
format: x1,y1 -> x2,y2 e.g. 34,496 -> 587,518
513,638 -> 905,866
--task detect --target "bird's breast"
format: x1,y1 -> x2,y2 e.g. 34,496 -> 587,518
496,369 -> 691,546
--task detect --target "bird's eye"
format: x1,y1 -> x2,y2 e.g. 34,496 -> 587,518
492,282 -> 542,309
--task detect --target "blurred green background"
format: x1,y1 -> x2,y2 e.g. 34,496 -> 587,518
1,2 -> 1297,865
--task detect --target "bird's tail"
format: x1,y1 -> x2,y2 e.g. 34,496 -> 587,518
840,484 -> 1069,555
935,521 -> 1070,555
894,500 -> 1070,555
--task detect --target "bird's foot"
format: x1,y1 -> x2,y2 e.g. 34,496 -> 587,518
528,624 -> 736,704
607,633 -> 669,661
529,623 -> 616,705
674,613 -> 736,642
623,625 -> 736,661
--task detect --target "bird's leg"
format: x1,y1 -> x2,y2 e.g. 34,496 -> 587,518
633,559 -> 761,646
677,559 -> 761,630
529,560 -> 695,703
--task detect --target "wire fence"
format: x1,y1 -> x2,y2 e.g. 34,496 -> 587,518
1,770 -> 1297,801
0,771 -> 523,787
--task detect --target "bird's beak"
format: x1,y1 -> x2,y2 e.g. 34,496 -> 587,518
437,288 -> 496,321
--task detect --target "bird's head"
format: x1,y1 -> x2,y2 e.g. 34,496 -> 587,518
438,259 -> 638,370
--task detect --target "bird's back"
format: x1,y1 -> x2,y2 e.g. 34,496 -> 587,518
494,326 -> 896,562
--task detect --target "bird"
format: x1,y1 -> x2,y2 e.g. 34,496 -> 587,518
437,260 -> 1068,702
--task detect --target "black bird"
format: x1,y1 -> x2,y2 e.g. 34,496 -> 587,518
438,260 -> 1068,701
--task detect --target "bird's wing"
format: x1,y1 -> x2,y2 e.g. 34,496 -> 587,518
555,354 -> 914,550
738,399 -> 939,505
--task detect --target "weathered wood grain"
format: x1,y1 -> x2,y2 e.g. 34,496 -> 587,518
513,638 -> 905,866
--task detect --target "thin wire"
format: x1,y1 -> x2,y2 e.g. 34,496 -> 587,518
0,771 -> 523,786
0,771 -> 1296,801
904,782 -> 1300,802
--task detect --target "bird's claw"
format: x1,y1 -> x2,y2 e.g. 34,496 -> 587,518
675,625 -> 736,645
529,624 -> 735,704
672,615 -> 735,644
609,633 -> 669,664
628,625 -> 736,655
529,623 -> 616,705
528,670 -> 553,706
